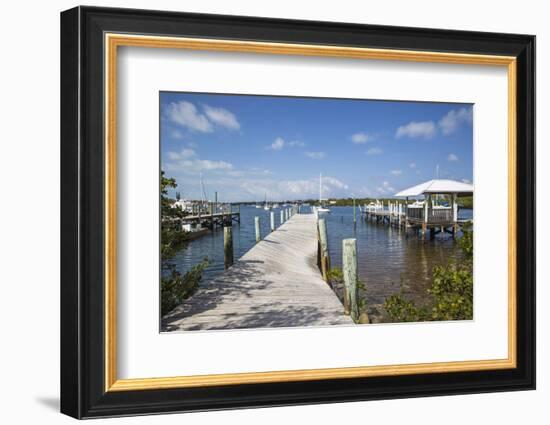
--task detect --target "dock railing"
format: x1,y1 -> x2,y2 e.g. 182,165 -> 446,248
407,206 -> 453,224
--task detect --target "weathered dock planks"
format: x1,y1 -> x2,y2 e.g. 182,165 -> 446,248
162,214 -> 353,331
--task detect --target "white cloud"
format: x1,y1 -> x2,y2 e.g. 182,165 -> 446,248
170,129 -> 184,139
196,159 -> 233,171
202,104 -> 241,130
164,171 -> 350,202
242,175 -> 347,199
267,137 -> 305,150
164,151 -> 234,175
165,101 -> 240,133
390,169 -> 402,176
409,162 -> 416,168
376,180 -> 395,195
278,179 -> 318,196
447,153 -> 459,161
167,148 -> 196,161
246,167 -> 273,176
350,132 -> 373,144
438,107 -> 472,135
366,147 -> 383,155
165,101 -> 213,133
305,151 -> 326,159
322,176 -> 348,189
267,137 -> 285,151
396,121 -> 436,139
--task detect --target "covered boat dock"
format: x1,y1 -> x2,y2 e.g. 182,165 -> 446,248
394,179 -> 473,238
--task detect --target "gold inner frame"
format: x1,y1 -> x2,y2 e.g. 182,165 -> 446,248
104,33 -> 517,392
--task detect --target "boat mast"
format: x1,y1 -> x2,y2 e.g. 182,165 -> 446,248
319,173 -> 322,205
200,172 -> 208,209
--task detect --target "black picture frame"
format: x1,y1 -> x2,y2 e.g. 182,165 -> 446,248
61,5 -> 535,419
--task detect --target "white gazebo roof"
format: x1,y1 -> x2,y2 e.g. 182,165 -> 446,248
394,179 -> 473,197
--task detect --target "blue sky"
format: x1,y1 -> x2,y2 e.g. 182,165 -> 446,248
160,92 -> 473,202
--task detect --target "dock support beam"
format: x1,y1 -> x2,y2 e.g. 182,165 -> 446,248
343,238 -> 359,322
223,226 -> 233,269
280,209 -> 285,224
452,193 -> 458,238
255,216 -> 261,243
318,218 -> 330,282
270,211 -> 275,232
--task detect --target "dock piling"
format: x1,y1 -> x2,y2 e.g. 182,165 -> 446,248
318,218 -> 330,282
255,216 -> 261,242
343,238 -> 359,321
270,211 -> 275,231
223,226 -> 233,269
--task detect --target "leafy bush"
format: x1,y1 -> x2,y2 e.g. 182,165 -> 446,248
160,171 -> 208,316
384,294 -> 427,322
161,258 -> 209,316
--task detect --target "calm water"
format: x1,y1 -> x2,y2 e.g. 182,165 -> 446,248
164,205 -> 472,318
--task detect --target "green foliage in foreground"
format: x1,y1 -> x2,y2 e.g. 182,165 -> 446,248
384,224 -> 473,322
161,258 -> 209,317
161,225 -> 191,259
327,266 -> 343,284
160,171 -> 209,316
161,170 -> 191,259
457,195 -> 473,209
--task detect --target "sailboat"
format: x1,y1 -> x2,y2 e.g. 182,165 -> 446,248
199,172 -> 209,214
317,173 -> 331,214
263,192 -> 271,210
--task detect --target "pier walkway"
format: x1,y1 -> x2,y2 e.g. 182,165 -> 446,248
162,214 -> 352,331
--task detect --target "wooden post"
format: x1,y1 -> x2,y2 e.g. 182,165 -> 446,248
280,209 -> 284,224
223,226 -> 233,269
452,193 -> 458,237
353,198 -> 356,224
343,238 -> 359,321
270,211 -> 275,232
255,216 -> 261,242
318,218 -> 330,282
424,195 -> 429,224
398,203 -> 402,226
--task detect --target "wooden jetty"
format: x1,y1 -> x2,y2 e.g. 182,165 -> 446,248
162,214 -> 353,331
180,210 -> 240,228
